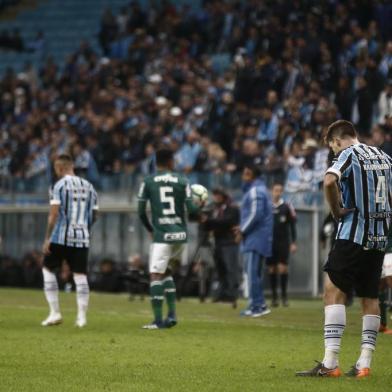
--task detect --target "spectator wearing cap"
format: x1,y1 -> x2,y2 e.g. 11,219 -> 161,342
234,164 -> 273,317
201,188 -> 240,307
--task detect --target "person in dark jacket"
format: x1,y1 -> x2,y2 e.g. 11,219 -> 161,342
201,188 -> 240,306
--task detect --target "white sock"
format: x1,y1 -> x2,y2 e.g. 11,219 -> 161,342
42,268 -> 60,316
323,304 -> 346,369
356,315 -> 380,369
74,273 -> 89,318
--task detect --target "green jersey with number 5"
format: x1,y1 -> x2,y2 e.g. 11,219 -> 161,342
137,171 -> 199,243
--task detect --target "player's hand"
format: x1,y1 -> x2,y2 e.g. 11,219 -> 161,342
290,243 -> 297,254
332,207 -> 355,220
200,213 -> 208,223
199,199 -> 207,209
42,240 -> 51,255
233,226 -> 242,243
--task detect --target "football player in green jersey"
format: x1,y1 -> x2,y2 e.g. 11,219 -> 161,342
138,148 -> 202,329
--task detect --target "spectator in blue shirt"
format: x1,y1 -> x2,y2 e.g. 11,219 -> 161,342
258,106 -> 279,143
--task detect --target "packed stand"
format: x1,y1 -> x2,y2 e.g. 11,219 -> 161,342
0,1 -> 392,198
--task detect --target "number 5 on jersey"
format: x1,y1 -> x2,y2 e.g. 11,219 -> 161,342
160,186 -> 175,215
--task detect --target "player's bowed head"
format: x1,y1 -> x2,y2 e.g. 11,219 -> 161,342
324,120 -> 358,220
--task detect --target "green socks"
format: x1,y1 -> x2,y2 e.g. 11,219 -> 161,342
163,276 -> 177,319
379,289 -> 387,327
150,281 -> 164,324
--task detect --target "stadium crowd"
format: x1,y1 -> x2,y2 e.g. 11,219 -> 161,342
0,0 -> 392,194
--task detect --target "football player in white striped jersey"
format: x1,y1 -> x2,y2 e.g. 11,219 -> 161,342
41,154 -> 98,327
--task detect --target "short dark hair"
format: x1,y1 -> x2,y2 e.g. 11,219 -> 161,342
212,187 -> 228,199
156,148 -> 174,167
55,154 -> 73,165
244,164 -> 261,178
325,120 -> 357,143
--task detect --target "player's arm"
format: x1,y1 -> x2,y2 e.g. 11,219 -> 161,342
288,203 -> 297,252
324,149 -> 354,220
138,199 -> 153,233
324,174 -> 343,219
137,181 -> 153,233
240,189 -> 265,236
324,174 -> 354,220
91,187 -> 99,225
43,184 -> 61,255
92,210 -> 99,225
45,205 -> 60,240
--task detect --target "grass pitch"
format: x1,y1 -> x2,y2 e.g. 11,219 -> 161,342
0,289 -> 391,392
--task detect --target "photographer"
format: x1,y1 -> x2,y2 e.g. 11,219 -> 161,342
201,188 -> 240,307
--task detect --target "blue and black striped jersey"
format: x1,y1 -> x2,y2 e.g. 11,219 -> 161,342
326,143 -> 392,250
50,175 -> 98,248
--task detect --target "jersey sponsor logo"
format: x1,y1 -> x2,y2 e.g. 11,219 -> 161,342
154,174 -> 179,183
368,234 -> 388,242
159,217 -> 183,225
164,232 -> 186,241
369,211 -> 392,219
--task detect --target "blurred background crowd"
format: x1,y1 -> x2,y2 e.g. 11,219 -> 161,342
0,0 -> 391,195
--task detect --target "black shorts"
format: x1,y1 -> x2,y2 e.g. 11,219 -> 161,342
266,243 -> 290,266
324,239 -> 384,299
43,243 -> 89,274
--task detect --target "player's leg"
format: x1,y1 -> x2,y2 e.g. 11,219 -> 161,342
221,244 -> 240,306
267,261 -> 278,307
322,274 -> 346,370
296,274 -> 345,376
162,271 -> 177,326
212,246 -> 225,301
162,244 -> 187,327
348,251 -> 384,377
379,279 -> 389,332
347,297 -> 380,377
246,251 -> 269,317
297,238 -> 356,377
144,243 -> 170,329
379,254 -> 392,334
73,273 -> 89,327
67,247 -> 90,327
240,251 -> 252,316
41,244 -> 63,326
278,261 -> 289,306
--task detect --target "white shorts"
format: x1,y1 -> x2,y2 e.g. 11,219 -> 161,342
381,253 -> 392,279
149,243 -> 186,274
